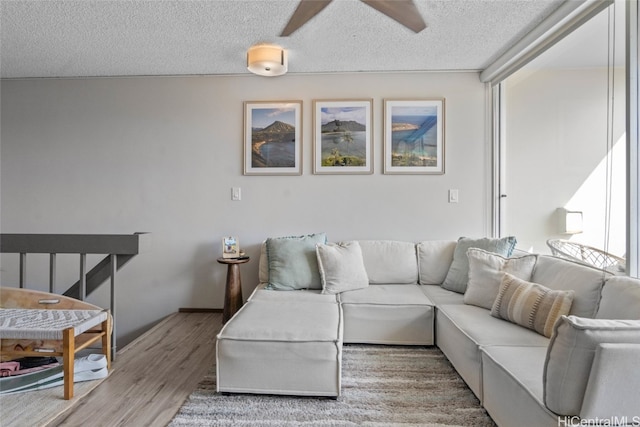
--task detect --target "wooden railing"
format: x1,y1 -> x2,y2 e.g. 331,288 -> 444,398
0,233 -> 149,358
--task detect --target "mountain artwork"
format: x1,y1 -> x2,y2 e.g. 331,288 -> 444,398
251,112 -> 297,168
319,107 -> 368,168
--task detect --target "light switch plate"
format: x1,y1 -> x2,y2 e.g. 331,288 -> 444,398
231,187 -> 241,201
448,189 -> 459,203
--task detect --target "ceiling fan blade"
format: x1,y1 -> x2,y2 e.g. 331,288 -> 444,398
281,0 -> 333,37
361,0 -> 427,33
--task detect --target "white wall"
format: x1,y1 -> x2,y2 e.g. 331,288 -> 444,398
505,67 -> 626,255
1,72 -> 488,346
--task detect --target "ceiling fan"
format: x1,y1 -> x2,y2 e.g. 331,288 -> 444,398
280,0 -> 427,36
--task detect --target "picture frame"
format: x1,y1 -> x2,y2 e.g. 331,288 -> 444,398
313,99 -> 373,174
383,99 -> 445,175
222,236 -> 239,258
244,101 -> 302,175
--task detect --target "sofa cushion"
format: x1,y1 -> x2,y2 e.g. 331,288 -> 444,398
437,304 -> 551,348
491,273 -> 574,338
357,240 -> 418,284
216,300 -> 342,397
580,343 -> 640,420
481,346 -> 557,427
421,284 -> 465,305
416,240 -> 456,285
531,255 -> 607,318
316,241 -> 369,295
442,236 -> 517,294
596,276 -> 640,319
338,284 -> 432,306
464,248 -> 537,309
435,304 -> 549,400
248,283 -> 337,303
265,233 -> 327,291
219,300 -> 341,342
544,315 -> 640,416
339,284 -> 434,345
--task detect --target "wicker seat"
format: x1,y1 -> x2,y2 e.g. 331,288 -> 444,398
0,288 -> 112,400
546,239 -> 626,272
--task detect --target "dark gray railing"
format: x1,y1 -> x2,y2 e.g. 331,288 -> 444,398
0,233 -> 149,358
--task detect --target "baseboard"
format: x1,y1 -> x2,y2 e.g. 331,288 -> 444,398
178,308 -> 223,313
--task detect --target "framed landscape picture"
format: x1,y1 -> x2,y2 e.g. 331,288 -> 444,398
383,99 -> 445,174
313,99 -> 373,174
244,101 -> 302,175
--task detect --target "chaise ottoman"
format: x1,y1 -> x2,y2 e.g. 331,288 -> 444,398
216,299 -> 343,397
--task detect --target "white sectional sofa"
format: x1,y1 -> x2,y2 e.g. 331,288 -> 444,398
216,235 -> 640,426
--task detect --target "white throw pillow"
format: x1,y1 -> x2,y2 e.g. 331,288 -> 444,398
442,236 -> 517,293
544,315 -> 640,416
316,241 -> 369,295
463,248 -> 537,309
416,240 -> 457,285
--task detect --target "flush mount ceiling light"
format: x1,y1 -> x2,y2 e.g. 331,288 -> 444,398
247,44 -> 288,77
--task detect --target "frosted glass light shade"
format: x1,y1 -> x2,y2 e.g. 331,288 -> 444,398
247,44 -> 288,77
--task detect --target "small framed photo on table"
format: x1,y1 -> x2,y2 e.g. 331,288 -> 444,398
222,236 -> 239,258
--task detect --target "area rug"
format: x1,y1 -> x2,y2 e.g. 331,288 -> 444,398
169,345 -> 496,426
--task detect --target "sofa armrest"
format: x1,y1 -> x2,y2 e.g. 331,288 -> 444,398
580,343 -> 640,420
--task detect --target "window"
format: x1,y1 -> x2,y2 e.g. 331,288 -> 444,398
490,0 -> 638,276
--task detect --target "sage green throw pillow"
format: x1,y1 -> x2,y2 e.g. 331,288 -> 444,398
442,236 -> 517,293
266,233 -> 327,290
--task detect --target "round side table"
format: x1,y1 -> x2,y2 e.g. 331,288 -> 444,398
217,257 -> 250,324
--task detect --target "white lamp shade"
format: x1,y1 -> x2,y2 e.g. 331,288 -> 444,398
247,44 -> 288,77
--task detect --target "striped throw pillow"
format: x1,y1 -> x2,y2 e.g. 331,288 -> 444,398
491,273 -> 574,338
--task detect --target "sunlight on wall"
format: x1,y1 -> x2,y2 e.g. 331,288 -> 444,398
565,134 -> 626,257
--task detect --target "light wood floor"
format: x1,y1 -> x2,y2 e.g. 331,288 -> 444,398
49,312 -> 221,427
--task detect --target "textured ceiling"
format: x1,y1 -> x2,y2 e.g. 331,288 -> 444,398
0,0 -> 567,79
